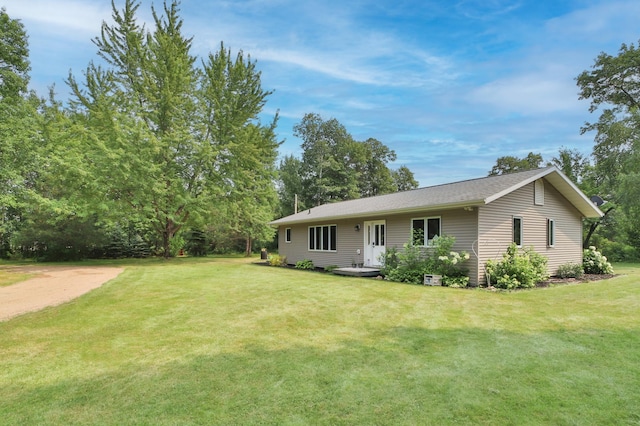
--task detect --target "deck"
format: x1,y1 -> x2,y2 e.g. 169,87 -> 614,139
332,267 -> 382,277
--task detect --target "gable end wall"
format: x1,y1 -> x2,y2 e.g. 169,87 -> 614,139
476,179 -> 583,285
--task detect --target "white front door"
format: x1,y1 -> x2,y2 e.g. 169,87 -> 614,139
364,220 -> 386,267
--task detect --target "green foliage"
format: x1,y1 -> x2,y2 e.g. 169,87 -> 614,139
0,8 -> 30,99
488,152 -> 543,176
279,113 -> 418,214
583,246 -> 614,275
556,263 -> 584,279
295,259 -> 315,270
184,229 -> 209,257
577,41 -> 640,255
65,1 -> 278,259
485,243 -> 549,289
382,235 -> 470,286
596,237 -> 640,262
267,254 -> 287,267
14,213 -> 109,261
324,265 -> 339,273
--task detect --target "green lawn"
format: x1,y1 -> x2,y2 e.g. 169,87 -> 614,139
1,258 -> 639,425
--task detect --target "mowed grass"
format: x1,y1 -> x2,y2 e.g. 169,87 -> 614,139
1,258 -> 639,425
0,269 -> 34,287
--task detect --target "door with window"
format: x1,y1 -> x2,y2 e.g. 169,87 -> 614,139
364,220 -> 386,267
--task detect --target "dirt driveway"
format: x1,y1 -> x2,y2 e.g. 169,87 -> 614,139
0,266 -> 124,321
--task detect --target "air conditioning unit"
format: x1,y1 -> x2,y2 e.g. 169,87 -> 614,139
423,274 -> 442,286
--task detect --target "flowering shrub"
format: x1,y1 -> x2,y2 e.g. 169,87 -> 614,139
485,243 -> 548,289
437,251 -> 471,287
583,246 -> 614,274
382,235 -> 470,287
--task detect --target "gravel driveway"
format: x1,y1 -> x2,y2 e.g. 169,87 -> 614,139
0,266 -> 124,321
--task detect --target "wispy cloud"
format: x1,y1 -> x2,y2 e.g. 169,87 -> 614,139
3,0 -> 112,36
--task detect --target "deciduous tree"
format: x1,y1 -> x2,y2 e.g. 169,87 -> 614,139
488,152 -> 543,176
577,40 -> 640,255
67,0 -> 277,258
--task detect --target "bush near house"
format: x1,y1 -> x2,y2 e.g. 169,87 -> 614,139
583,246 -> 614,274
556,262 -> 584,279
485,243 -> 549,289
381,235 -> 470,287
295,259 -> 315,270
267,254 -> 287,267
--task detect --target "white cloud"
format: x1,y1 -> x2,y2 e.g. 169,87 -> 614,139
468,70 -> 582,115
2,0 -> 112,36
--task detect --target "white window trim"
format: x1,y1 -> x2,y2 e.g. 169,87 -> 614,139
285,228 -> 292,243
547,218 -> 555,248
513,216 -> 523,247
308,224 -> 337,252
411,216 -> 442,247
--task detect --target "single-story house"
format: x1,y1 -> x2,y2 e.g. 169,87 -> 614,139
270,166 -> 603,286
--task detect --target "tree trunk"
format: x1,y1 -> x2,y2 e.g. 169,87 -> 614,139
162,229 -> 171,259
245,236 -> 252,257
583,206 -> 615,248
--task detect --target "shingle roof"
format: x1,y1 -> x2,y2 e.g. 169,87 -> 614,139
270,166 -> 603,226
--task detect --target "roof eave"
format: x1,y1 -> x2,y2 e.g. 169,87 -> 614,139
270,200 -> 485,226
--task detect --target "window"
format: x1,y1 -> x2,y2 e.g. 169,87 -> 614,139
411,217 -> 441,246
513,217 -> 523,246
308,225 -> 337,251
547,219 -> 555,247
285,228 -> 292,243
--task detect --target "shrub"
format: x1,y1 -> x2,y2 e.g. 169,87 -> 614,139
485,243 -> 548,289
583,246 -> 614,275
324,265 -> 338,273
557,262 -> 584,279
382,235 -> 470,286
295,259 -> 315,270
267,254 -> 287,267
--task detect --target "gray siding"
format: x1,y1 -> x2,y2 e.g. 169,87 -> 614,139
277,218 -> 370,268
277,208 -> 479,283
476,179 -> 583,285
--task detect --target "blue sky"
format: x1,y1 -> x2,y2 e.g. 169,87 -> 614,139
3,0 -> 639,186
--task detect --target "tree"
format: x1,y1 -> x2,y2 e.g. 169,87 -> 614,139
0,7 -> 30,100
277,155 -> 305,217
215,123 -> 280,256
549,147 -> 591,185
392,165 -> 419,192
66,0 -> 277,258
488,152 -> 543,176
577,41 -> 640,255
356,138 -> 397,197
0,9 -> 42,257
285,113 -> 419,212
294,113 -> 360,206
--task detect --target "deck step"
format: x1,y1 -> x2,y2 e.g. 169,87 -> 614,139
333,267 -> 381,277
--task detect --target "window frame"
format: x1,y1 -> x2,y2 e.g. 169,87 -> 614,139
285,228 -> 292,243
547,218 -> 555,247
411,216 -> 441,247
513,216 -> 523,247
308,224 -> 337,252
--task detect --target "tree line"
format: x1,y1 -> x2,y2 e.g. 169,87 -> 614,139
485,38 -> 640,261
1,2 -> 638,261
0,2 -> 416,260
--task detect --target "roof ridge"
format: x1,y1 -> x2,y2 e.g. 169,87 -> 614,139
408,165 -> 555,192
